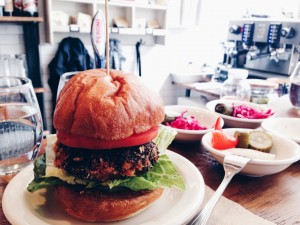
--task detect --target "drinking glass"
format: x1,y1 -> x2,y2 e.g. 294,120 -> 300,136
57,71 -> 79,98
0,76 -> 43,176
289,62 -> 300,108
220,68 -> 251,101
0,56 -> 10,76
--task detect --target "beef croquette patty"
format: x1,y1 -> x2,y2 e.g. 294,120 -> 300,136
54,141 -> 160,181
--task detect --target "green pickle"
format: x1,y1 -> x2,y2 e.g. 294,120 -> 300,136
234,131 -> 250,148
214,103 -> 233,116
234,130 -> 273,153
248,131 -> 273,153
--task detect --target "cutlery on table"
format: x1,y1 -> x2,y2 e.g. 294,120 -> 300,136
188,154 -> 251,225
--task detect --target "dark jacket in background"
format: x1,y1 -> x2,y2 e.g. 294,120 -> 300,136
48,37 -> 94,132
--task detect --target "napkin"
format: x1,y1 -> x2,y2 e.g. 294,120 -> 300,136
198,185 -> 275,225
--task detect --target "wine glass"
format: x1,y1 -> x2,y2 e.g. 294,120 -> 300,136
289,62 -> 300,108
57,71 -> 79,99
0,76 -> 43,176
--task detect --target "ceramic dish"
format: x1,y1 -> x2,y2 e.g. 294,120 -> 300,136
3,150 -> 205,225
202,128 -> 300,176
261,118 -> 300,144
206,99 -> 275,129
163,105 -> 224,142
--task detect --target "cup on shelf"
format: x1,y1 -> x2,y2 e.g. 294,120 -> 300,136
0,55 -> 10,76
0,54 -> 27,78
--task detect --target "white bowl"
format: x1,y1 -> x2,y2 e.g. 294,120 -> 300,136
202,128 -> 300,176
163,105 -> 224,142
206,99 -> 275,129
261,118 -> 300,144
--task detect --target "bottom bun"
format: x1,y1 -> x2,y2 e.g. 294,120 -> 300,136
54,185 -> 164,222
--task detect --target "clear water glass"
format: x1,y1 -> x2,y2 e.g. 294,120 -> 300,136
0,76 -> 43,176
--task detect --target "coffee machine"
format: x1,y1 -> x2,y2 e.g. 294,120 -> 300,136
219,18 -> 300,79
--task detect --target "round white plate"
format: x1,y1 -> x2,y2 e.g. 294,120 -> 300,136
206,99 -> 274,129
3,150 -> 205,225
261,118 -> 300,144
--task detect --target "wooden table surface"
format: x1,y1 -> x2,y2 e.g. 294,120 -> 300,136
0,95 -> 299,225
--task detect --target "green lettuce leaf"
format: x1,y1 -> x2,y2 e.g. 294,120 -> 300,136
27,126 -> 184,193
27,177 -> 63,192
33,153 -> 46,179
154,126 -> 177,154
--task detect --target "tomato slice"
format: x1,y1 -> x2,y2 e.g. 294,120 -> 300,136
56,126 -> 159,150
211,130 -> 238,150
214,117 -> 222,130
211,116 -> 237,150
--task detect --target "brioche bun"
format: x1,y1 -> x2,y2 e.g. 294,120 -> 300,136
53,69 -> 165,141
54,185 -> 164,222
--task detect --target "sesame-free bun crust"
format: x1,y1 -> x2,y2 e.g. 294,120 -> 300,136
53,69 -> 165,140
54,186 -> 164,222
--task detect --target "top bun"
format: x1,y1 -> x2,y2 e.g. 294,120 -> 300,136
53,69 -> 165,141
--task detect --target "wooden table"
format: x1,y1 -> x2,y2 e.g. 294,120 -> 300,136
0,95 -> 299,225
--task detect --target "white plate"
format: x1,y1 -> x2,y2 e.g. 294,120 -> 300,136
261,118 -> 300,144
202,128 -> 300,176
3,150 -> 205,225
206,99 -> 275,129
163,105 -> 223,142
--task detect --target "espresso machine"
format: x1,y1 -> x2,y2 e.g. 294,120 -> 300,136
219,18 -> 300,79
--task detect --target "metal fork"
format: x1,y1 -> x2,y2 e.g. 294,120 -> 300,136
188,154 -> 251,225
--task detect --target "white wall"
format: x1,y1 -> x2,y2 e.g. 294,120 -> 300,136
0,24 -> 24,54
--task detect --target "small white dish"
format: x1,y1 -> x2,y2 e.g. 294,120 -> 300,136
202,128 -> 300,176
3,150 -> 205,225
206,99 -> 275,129
163,105 -> 224,142
261,118 -> 300,144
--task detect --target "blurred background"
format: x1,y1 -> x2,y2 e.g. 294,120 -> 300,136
0,0 -> 299,133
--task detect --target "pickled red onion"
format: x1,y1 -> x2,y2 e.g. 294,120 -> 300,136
166,110 -> 207,130
232,104 -> 274,119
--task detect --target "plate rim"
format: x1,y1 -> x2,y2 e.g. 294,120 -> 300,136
2,150 -> 205,225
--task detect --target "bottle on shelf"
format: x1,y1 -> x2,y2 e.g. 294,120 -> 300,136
13,0 -> 23,16
4,0 -> 13,16
22,0 -> 38,17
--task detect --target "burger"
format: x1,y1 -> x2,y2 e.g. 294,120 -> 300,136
28,69 -> 184,222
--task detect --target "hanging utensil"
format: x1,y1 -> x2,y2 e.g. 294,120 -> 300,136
136,39 -> 142,76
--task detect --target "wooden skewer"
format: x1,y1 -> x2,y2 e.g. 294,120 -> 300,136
105,0 -> 110,75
